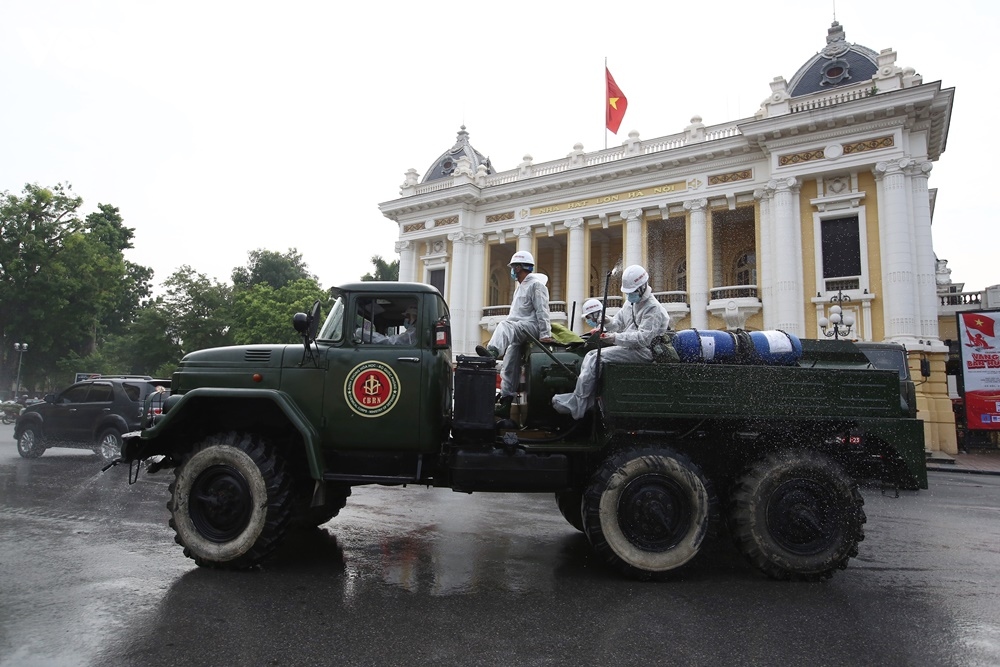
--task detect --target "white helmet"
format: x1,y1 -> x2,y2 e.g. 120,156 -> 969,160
508,250 -> 535,267
581,299 -> 603,318
620,265 -> 649,293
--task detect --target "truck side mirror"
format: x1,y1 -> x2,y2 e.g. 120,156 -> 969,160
920,357 -> 931,378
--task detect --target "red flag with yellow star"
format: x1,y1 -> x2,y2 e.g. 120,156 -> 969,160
963,312 -> 996,339
606,67 -> 628,134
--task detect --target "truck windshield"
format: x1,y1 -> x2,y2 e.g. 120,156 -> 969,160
860,348 -> 908,379
318,296 -> 346,342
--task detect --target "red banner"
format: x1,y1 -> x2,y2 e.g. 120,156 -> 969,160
957,311 -> 1000,430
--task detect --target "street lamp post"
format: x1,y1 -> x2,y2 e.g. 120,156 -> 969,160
14,343 -> 28,394
818,291 -> 855,340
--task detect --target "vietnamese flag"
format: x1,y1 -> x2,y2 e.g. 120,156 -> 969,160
963,312 -> 996,338
606,67 -> 628,134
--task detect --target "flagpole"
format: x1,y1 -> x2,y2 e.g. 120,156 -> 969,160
604,57 -> 608,151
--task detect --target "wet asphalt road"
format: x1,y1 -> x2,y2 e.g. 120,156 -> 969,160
1,423 -> 999,667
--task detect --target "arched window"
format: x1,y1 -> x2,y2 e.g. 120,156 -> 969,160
675,260 -> 687,292
736,251 -> 756,286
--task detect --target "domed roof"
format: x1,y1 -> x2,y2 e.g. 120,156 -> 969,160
788,22 -> 879,97
421,126 -> 495,183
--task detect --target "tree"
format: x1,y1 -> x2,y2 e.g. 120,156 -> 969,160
361,255 -> 399,282
159,266 -> 234,355
0,183 -> 151,392
230,278 -> 332,345
232,248 -> 316,291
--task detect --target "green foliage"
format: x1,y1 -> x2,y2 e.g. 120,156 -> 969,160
0,183 -> 154,393
233,248 -> 316,291
230,278 -> 331,345
160,266 -> 234,354
361,255 -> 399,281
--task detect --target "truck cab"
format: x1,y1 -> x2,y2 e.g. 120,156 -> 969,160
855,341 -> 922,419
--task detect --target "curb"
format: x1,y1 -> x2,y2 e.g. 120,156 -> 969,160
926,465 -> 1000,476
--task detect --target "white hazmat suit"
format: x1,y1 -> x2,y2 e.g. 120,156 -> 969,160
551,288 -> 669,419
488,272 -> 552,398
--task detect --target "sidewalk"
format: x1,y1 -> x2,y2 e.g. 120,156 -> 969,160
926,449 -> 1000,476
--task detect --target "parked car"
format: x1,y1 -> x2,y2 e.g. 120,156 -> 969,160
14,376 -> 171,464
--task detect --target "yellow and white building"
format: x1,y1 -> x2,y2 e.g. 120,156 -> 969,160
379,21 -> 960,453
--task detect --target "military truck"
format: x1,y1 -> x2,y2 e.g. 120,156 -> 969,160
116,281 -> 926,581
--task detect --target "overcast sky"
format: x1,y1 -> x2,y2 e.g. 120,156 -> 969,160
1,0 -> 995,295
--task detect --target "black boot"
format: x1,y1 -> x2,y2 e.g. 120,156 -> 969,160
495,394 -> 514,419
476,344 -> 500,359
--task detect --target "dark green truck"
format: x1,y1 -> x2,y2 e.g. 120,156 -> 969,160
118,281 -> 926,581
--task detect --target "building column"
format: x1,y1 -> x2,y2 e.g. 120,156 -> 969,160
447,231 -> 470,354
906,161 -> 956,454
515,225 -> 533,256
395,240 -> 415,283
621,208 -> 643,268
908,161 -> 939,343
768,177 -> 805,336
684,198 -> 709,329
565,217 -> 586,332
467,234 -> 486,348
874,159 -> 918,343
754,188 -> 774,330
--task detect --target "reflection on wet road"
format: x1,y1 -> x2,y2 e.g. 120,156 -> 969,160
1,424 -> 998,666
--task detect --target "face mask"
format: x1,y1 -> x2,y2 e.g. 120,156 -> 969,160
510,268 -> 518,280
627,291 -> 641,304
585,316 -> 599,328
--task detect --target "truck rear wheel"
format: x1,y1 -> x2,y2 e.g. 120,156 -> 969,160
729,450 -> 866,581
555,491 -> 584,532
168,432 -> 293,569
583,447 -> 712,580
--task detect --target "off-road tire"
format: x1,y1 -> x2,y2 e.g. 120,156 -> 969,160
16,425 -> 45,459
168,431 -> 294,569
555,491 -> 585,532
728,450 -> 866,581
95,428 -> 123,465
583,446 -> 712,580
290,482 -> 352,529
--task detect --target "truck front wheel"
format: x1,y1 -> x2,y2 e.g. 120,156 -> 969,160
583,447 -> 712,580
168,432 -> 293,569
729,450 -> 866,581
555,491 -> 584,532
291,482 -> 352,529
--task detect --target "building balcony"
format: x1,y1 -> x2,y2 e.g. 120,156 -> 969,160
654,291 -> 690,320
708,285 -> 762,330
938,290 -> 984,318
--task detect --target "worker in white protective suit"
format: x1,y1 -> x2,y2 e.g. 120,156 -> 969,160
355,304 -> 419,345
476,250 -> 554,408
552,265 -> 670,420
580,299 -> 604,330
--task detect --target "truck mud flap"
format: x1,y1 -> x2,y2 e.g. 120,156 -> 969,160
451,449 -> 569,492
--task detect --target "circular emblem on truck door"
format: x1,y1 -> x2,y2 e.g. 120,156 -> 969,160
345,361 -> 401,417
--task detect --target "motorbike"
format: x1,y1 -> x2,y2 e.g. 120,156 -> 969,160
1,400 -> 23,424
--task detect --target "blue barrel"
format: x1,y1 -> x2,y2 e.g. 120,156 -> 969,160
672,329 -> 738,363
747,330 -> 802,365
